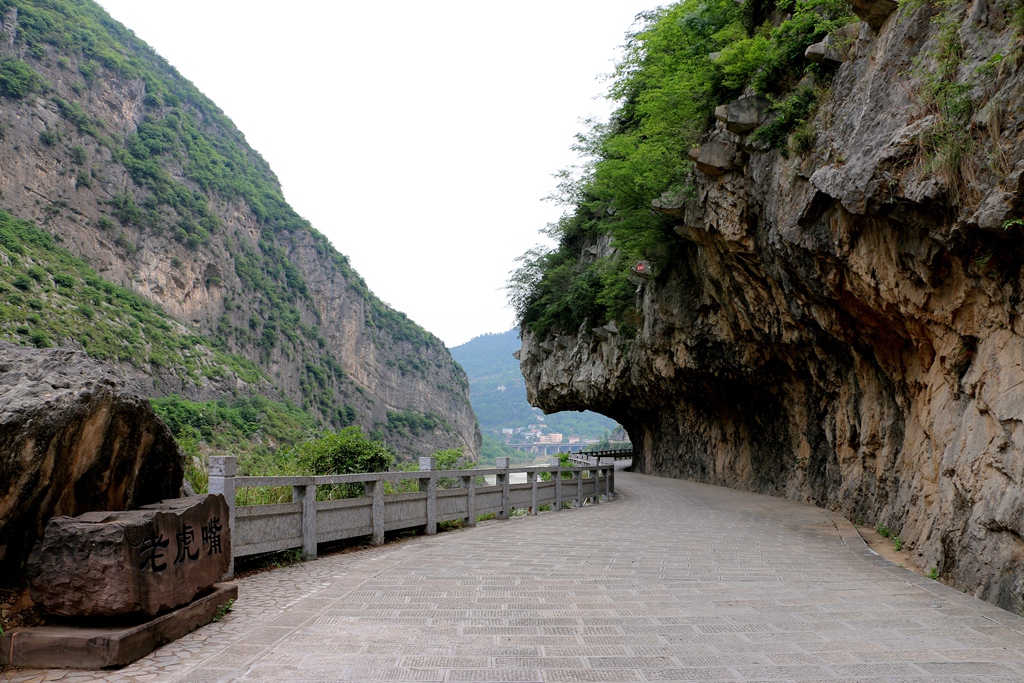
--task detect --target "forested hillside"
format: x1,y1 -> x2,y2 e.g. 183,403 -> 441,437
0,0 -> 479,461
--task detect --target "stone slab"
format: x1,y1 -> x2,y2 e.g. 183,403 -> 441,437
0,583 -> 237,670
28,494 -> 231,618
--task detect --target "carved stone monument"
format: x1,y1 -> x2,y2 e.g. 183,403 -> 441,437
26,494 -> 231,618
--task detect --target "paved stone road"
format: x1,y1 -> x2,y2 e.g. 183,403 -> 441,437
5,471 -> 1024,682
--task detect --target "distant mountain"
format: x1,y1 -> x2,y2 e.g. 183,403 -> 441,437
451,330 -> 616,438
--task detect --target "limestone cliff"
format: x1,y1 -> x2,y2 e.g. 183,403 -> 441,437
0,1 -> 479,460
522,2 -> 1024,610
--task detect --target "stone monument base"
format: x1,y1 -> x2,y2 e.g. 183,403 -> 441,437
0,583 -> 237,670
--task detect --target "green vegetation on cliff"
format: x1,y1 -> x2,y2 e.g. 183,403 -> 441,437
510,0 -> 852,337
0,0 -> 444,352
0,0 -> 443,344
0,209 -> 262,381
0,0 -> 470,458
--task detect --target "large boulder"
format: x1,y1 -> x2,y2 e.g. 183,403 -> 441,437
26,494 -> 230,618
0,342 -> 185,575
715,95 -> 770,135
688,141 -> 740,176
849,0 -> 897,31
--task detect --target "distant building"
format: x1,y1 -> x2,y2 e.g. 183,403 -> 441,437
501,428 -> 513,434
538,433 -> 563,444
568,436 -> 579,444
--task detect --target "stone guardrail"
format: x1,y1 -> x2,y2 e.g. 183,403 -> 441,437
568,449 -> 634,467
208,456 -> 617,576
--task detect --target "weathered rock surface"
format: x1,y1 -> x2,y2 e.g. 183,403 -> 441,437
0,342 -> 184,575
806,23 -> 862,65
688,141 -> 740,176
723,95 -> 770,135
805,35 -> 845,65
522,3 -> 1024,611
27,494 -> 229,618
850,0 -> 898,30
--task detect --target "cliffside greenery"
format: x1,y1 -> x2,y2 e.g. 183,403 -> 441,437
0,209 -> 263,380
0,0 -> 444,345
510,0 -> 852,337
0,0 -> 468,457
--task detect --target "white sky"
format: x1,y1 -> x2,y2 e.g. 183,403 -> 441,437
96,1 -> 658,347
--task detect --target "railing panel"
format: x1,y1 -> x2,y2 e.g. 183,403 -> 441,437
508,483 -> 534,509
317,497 -> 373,543
384,491 -> 428,531
474,487 -> 504,516
235,502 -> 302,556
437,489 -> 468,522
536,480 -> 556,508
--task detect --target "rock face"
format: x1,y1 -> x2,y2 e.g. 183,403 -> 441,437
522,4 -> 1024,610
0,342 -> 185,575
27,494 -> 229,618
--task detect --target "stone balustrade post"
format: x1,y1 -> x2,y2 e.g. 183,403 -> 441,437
292,480 -> 317,560
496,457 -> 510,519
528,470 -> 538,515
364,478 -> 385,546
208,456 -> 236,579
462,474 -> 476,526
419,457 -> 437,535
603,461 -> 612,501
549,457 -> 562,511
592,467 -> 601,505
574,469 -> 583,508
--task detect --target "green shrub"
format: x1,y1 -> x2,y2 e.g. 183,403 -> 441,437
386,408 -> 448,437
0,57 -> 42,98
750,86 -> 821,153
511,0 -> 853,337
29,330 -> 51,348
292,427 -> 397,499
